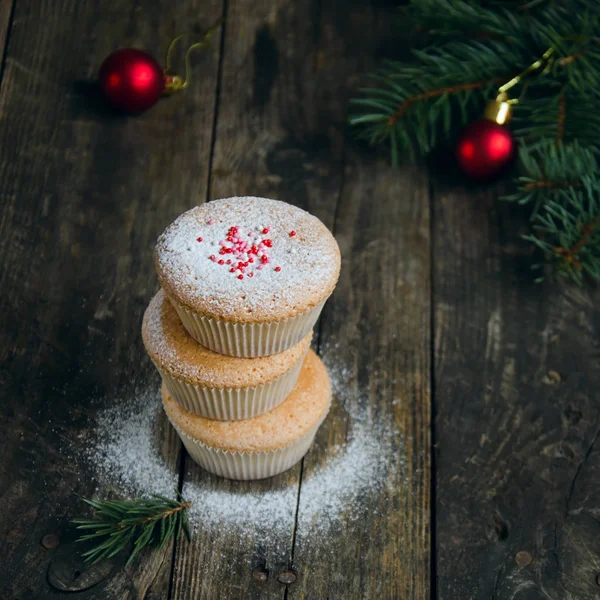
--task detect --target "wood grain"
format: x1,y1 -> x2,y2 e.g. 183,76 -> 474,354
0,0 -> 14,82
433,183 -> 600,599
170,1 -> 431,599
170,0 -> 341,596
0,0 -> 222,598
289,155 -> 431,600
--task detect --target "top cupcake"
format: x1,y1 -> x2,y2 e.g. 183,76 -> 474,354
155,197 -> 341,323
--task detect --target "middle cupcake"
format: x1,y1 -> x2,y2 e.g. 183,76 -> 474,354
142,289 -> 311,420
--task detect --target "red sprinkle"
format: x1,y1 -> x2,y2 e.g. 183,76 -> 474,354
209,223 -> 280,278
289,230 -> 296,237
197,237 -> 203,242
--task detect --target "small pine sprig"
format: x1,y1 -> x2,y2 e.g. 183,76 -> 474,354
349,1 -> 600,163
524,177 -> 600,284
72,493 -> 192,565
349,42 -> 509,162
513,93 -> 600,148
503,140 -> 597,212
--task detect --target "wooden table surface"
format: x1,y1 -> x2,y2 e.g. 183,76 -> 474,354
0,2 -> 598,599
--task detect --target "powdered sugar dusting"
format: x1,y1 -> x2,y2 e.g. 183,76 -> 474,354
155,198 -> 341,320
75,356 -> 400,544
80,389 -> 178,499
142,293 -> 176,366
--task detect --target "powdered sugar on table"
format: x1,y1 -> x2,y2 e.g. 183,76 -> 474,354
76,355 -> 402,544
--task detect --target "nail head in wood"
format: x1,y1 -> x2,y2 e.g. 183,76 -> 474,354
515,551 -> 533,567
277,569 -> 297,585
7,528 -> 24,542
542,369 -> 561,384
252,567 -> 268,583
547,370 -> 561,383
41,533 -> 60,549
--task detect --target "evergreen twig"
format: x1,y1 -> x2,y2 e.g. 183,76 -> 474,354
72,493 -> 192,565
349,0 -> 600,283
524,178 -> 600,284
503,140 -> 596,210
351,3 -> 600,160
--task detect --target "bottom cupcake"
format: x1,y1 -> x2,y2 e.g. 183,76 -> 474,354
162,350 -> 331,480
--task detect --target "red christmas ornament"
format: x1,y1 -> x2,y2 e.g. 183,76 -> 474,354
99,49 -> 165,113
456,96 -> 515,181
97,22 -> 223,114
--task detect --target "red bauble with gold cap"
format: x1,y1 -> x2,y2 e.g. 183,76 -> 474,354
97,22 -> 223,114
456,95 -> 515,181
99,49 -> 165,113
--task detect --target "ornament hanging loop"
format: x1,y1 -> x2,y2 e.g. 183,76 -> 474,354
485,46 -> 556,124
164,34 -> 186,93
495,46 -> 555,106
163,18 -> 224,95
498,47 -> 555,96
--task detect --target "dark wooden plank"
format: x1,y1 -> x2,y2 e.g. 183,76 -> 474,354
0,0 -> 222,598
170,0 -> 342,597
288,3 -> 431,596
171,1 -> 431,598
0,0 -> 14,82
433,185 -> 600,599
290,156 -> 431,599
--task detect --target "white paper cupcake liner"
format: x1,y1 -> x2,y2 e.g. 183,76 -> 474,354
156,352 -> 305,420
168,296 -> 326,358
170,422 -> 320,480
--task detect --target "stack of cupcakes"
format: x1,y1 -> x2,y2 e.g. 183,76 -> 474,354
142,197 -> 341,480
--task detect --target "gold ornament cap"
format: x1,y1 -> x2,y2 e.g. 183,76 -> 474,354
483,93 -> 512,125
163,71 -> 185,94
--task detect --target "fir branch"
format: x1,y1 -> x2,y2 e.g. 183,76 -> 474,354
72,494 -> 192,565
349,39 -> 522,161
556,91 -> 566,143
524,177 -> 600,284
408,0 -> 535,42
513,92 -> 600,147
350,0 -> 600,285
351,2 -> 600,162
503,141 -> 597,212
386,80 -> 493,127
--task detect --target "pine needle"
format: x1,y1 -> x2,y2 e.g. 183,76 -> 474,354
349,0 -> 600,283
524,177 -> 600,284
350,1 -> 600,160
72,493 -> 192,565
